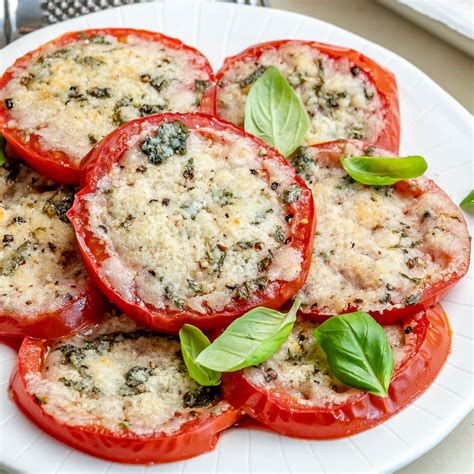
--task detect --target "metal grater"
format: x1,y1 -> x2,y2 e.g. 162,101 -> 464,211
2,0 -> 155,45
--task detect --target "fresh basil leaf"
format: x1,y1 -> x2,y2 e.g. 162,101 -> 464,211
0,134 -> 6,166
313,312 -> 394,397
460,190 -> 474,215
244,67 -> 309,157
341,155 -> 427,186
196,298 -> 301,372
179,324 -> 221,386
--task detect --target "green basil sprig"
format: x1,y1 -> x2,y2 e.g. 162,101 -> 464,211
182,299 -> 300,380
460,190 -> 474,215
0,134 -> 6,166
313,312 -> 394,397
179,324 -> 221,386
244,67 -> 309,157
341,155 -> 427,186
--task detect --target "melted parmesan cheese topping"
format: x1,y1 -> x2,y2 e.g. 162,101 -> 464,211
291,142 -> 470,315
217,43 -> 385,145
27,313 -> 230,435
0,159 -> 87,316
245,319 -> 412,407
2,33 -> 211,163
85,124 -> 302,313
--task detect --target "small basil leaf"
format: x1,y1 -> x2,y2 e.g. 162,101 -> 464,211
341,155 -> 427,186
313,312 -> 394,397
179,324 -> 221,386
460,190 -> 474,215
0,134 -> 6,166
244,67 -> 309,157
196,298 -> 301,372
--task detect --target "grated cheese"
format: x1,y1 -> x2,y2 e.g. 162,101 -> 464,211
84,123 -> 303,314
1,33 -> 212,163
290,141 -> 471,315
0,159 -> 87,316
245,318 -> 413,407
27,311 -> 231,435
217,42 -> 385,145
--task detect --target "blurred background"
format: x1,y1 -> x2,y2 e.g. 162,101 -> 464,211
0,1 -> 473,473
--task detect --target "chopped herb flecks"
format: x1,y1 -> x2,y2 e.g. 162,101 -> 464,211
238,66 -> 267,89
183,386 -> 220,408
150,76 -> 169,92
292,146 -> 312,179
111,97 -> 133,126
195,79 -> 212,105
139,102 -> 168,117
43,188 -> 75,223
404,294 -> 421,306
140,121 -> 189,166
273,226 -> 285,243
230,277 -> 267,300
87,87 -> 111,98
282,184 -> 303,203
183,157 -> 195,180
165,285 -> 185,310
122,366 -> 154,395
78,56 -> 104,67
1,241 -> 31,276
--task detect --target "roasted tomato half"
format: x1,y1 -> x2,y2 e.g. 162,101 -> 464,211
9,310 -> 241,464
222,305 -> 451,439
287,139 -> 471,324
216,39 -> 400,152
67,112 -> 315,333
0,28 -> 215,184
0,155 -> 106,338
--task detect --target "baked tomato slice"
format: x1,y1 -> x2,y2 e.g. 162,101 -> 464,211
68,112 -> 315,333
0,155 -> 107,338
222,305 -> 451,439
0,282 -> 105,339
0,28 -> 215,184
9,310 -> 241,464
287,139 -> 470,324
216,40 -> 400,152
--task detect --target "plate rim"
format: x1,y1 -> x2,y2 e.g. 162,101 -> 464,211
0,2 -> 472,473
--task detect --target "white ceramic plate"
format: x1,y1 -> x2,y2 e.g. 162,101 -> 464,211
0,2 -> 472,473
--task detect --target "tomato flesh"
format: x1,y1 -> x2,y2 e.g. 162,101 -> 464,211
68,112 -> 316,334
292,139 -> 471,324
0,279 -> 107,339
9,326 -> 241,464
0,28 -> 216,184
222,305 -> 451,439
215,39 -> 400,153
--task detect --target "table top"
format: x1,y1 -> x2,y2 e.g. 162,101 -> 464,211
272,1 -> 473,472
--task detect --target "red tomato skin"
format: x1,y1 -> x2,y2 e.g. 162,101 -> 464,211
0,278 -> 108,339
215,39 -> 400,153
222,305 -> 451,439
296,139 -> 471,325
0,28 -> 216,185
9,338 -> 241,464
0,336 -> 22,352
68,112 -> 316,334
